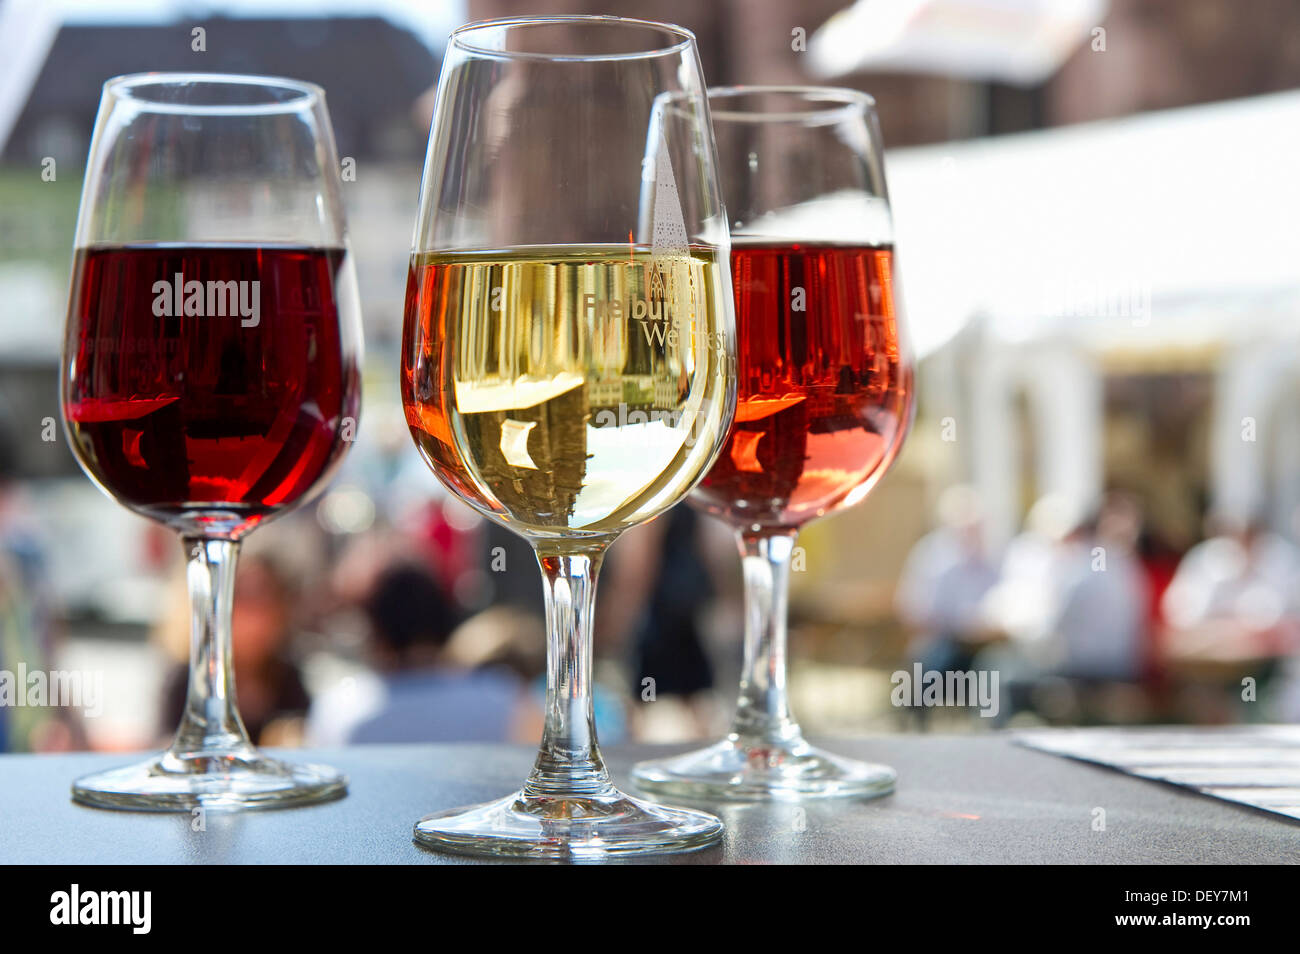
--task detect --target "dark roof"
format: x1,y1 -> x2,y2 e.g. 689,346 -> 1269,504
4,16 -> 440,164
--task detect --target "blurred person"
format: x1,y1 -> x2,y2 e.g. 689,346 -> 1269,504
894,485 -> 1000,679
442,606 -> 626,744
1157,511 -> 1300,722
1053,494 -> 1148,683
1161,513 -> 1300,644
981,493 -> 1147,723
0,412 -> 83,752
481,520 -> 546,613
982,493 -> 1084,649
443,605 -> 545,685
615,508 -> 716,724
1264,507 -> 1300,722
1131,512 -> 1184,682
158,554 -> 311,746
410,495 -> 489,613
331,468 -> 506,623
307,561 -> 538,744
0,540 -> 66,750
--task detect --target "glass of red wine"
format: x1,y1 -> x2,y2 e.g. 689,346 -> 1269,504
62,74 -> 361,810
632,87 -> 914,800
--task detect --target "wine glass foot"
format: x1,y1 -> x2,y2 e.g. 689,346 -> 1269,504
413,787 -> 723,861
71,750 -> 347,812
631,736 -> 896,802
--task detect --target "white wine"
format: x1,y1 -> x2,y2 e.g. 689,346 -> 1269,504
402,244 -> 735,544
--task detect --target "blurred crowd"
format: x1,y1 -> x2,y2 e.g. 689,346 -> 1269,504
5,407 -> 1300,752
0,408 -> 740,753
895,485 -> 1300,727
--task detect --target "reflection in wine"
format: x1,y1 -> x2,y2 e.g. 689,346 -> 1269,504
403,244 -> 733,542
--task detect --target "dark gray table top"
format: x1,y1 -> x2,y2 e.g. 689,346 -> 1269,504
1,735 -> 1295,863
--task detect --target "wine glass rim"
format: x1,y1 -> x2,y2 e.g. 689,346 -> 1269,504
708,85 -> 877,124
449,15 -> 696,62
104,72 -> 324,114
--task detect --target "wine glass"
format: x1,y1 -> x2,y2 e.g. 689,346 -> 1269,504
402,16 -> 735,858
63,74 -> 361,810
632,86 -> 915,800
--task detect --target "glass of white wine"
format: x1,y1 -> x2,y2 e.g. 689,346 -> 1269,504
401,16 -> 736,859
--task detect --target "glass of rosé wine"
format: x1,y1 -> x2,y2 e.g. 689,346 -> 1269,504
632,86 -> 914,801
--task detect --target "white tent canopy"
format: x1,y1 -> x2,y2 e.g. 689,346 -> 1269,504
885,89 -> 1300,360
809,0 -> 1108,87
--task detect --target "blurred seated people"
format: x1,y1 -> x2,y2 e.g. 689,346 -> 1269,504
307,562 -> 540,744
1051,494 -> 1148,683
159,554 -> 310,746
981,494 -> 1082,654
980,493 -> 1147,724
1160,512 -> 1300,658
894,485 -> 1000,677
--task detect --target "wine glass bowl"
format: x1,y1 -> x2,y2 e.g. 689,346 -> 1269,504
65,245 -> 357,538
692,240 -> 911,530
62,73 -> 360,810
403,245 -> 733,545
632,86 -> 915,802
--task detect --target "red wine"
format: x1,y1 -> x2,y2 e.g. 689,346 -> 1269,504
693,242 -> 912,529
64,244 -> 359,533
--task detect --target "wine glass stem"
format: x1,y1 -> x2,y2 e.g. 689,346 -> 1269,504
731,528 -> 802,745
169,535 -> 255,759
525,548 -> 613,799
